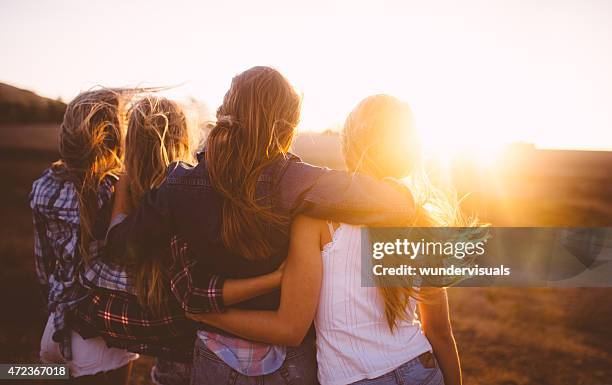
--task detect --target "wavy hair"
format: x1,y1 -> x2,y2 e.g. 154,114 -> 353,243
124,96 -> 192,311
343,94 -> 478,331
52,88 -> 128,263
205,66 -> 301,260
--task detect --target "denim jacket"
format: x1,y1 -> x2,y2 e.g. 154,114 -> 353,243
105,152 -> 414,315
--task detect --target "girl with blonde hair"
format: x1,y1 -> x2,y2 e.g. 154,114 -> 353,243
107,95 -> 194,385
191,94 -> 465,385
30,89 -> 138,384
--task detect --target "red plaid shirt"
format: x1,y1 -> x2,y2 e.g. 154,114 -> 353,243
71,235 -> 226,360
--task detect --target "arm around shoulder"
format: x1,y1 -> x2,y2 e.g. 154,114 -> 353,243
283,160 -> 415,226
187,215 -> 324,346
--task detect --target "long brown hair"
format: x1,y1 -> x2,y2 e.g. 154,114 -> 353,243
343,94 -> 476,331
124,96 -> 192,311
53,89 -> 127,263
205,66 -> 302,260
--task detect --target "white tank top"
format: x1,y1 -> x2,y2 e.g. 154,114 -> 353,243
314,224 -> 432,385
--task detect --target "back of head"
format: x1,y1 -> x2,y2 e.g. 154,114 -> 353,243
58,88 -> 124,175
342,94 -> 473,332
205,66 -> 302,260
55,88 -> 127,263
343,94 -> 420,179
125,95 -> 191,311
125,95 -> 191,208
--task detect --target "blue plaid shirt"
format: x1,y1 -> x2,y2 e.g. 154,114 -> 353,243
81,213 -> 137,295
30,167 -> 116,360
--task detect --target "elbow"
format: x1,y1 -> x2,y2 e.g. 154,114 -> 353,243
284,337 -> 304,348
285,336 -> 304,348
424,326 -> 454,344
281,325 -> 309,347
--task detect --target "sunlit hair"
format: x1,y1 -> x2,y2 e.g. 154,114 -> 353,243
125,96 -> 192,208
52,88 -> 128,263
343,94 -> 477,331
205,66 -> 302,260
124,96 -> 192,311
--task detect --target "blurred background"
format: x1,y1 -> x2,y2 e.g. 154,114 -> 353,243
1,1 -> 612,384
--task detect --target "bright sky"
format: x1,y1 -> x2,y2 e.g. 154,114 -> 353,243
1,0 -> 612,154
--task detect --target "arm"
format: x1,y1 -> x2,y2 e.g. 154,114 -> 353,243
280,159 -> 415,226
187,215 -> 323,346
32,212 -> 52,286
104,184 -> 170,265
169,234 -> 284,313
110,175 -> 131,220
419,288 -> 462,385
32,211 -> 52,303
223,262 -> 285,305
108,176 -> 283,310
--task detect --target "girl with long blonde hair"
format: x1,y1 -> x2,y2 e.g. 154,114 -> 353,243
114,95 -> 194,385
192,94 -> 466,385
123,96 -> 193,307
30,88 -> 138,384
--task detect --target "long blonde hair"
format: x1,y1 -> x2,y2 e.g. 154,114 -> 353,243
124,96 -> 192,311
53,89 -> 127,263
125,96 -> 192,208
205,66 -> 301,260
343,94 -> 476,331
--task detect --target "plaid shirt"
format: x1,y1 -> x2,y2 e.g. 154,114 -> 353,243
30,167 -> 115,360
169,236 -> 285,375
73,233 -> 226,360
76,234 -> 284,375
198,331 -> 285,376
81,214 -> 136,294
72,287 -> 197,362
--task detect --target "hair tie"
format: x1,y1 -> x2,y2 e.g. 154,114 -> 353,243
216,115 -> 240,130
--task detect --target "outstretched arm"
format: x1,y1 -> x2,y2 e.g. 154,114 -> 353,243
419,288 -> 462,385
109,177 -> 283,310
187,215 -> 323,346
279,158 -> 415,226
169,233 -> 285,313
222,262 -> 285,306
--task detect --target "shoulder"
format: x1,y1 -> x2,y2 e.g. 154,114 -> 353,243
31,167 -> 57,192
282,154 -> 329,176
30,167 -> 75,211
292,214 -> 326,229
275,154 -> 336,197
290,215 -> 329,244
164,160 -> 206,184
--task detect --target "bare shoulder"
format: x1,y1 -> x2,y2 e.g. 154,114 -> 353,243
291,215 -> 332,250
291,215 -> 327,230
291,214 -> 327,239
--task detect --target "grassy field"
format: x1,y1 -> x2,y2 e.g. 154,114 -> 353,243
0,126 -> 611,384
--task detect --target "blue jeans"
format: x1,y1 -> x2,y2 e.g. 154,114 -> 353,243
190,337 -> 318,385
351,352 -> 445,385
151,358 -> 192,385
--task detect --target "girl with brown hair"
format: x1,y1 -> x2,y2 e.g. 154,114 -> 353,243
190,95 -> 466,385
30,89 -> 138,384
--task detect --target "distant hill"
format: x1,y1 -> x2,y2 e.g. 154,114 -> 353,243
0,83 -> 66,124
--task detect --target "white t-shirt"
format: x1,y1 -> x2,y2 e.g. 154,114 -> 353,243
315,224 -> 432,385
